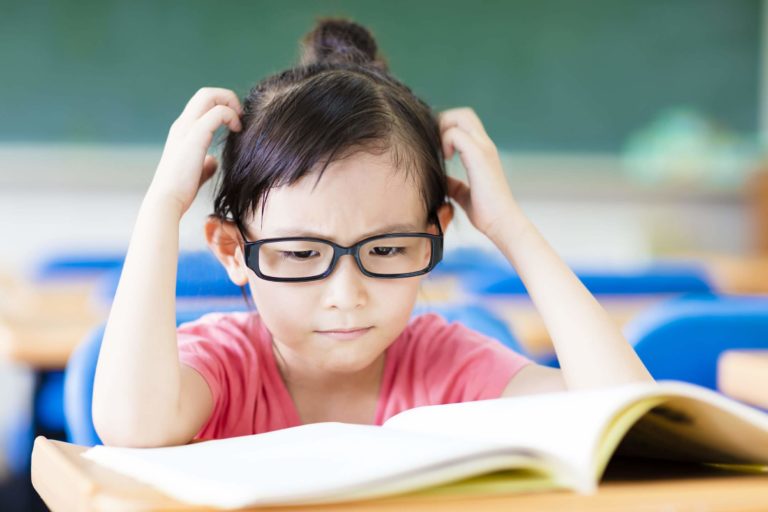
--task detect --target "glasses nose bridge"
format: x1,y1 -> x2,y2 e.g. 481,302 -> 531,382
331,241 -> 364,274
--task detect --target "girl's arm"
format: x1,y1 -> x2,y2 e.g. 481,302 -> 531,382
91,88 -> 243,447
438,108 -> 653,392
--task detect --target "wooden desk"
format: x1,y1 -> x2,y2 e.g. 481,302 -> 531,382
31,437 -> 768,512
484,295 -> 666,357
718,350 -> 768,409
0,273 -> 105,369
671,253 -> 768,295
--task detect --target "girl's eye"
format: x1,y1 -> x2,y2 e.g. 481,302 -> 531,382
371,246 -> 405,257
280,250 -> 319,260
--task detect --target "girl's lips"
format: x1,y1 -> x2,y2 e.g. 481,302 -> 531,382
315,327 -> 373,340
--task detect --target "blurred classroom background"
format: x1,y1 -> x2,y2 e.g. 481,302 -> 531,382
3,0 -> 768,510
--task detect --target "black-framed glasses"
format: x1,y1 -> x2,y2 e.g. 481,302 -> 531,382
236,215 -> 443,282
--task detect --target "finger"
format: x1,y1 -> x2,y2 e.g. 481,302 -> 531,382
446,175 -> 471,212
187,105 -> 242,151
441,125 -> 488,184
442,133 -> 455,160
175,87 -> 243,131
438,108 -> 488,141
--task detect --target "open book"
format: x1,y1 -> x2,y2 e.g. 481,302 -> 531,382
82,381 -> 768,509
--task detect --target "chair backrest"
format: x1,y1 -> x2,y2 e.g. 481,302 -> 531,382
431,246 -> 511,277
92,250 -> 243,306
31,251 -> 125,282
63,304 -> 523,446
465,261 -> 714,296
63,306 -> 248,446
624,295 -> 768,389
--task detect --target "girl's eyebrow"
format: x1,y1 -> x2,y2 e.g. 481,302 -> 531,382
269,222 -> 423,240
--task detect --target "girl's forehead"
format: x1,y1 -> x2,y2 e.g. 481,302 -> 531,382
250,151 -> 426,240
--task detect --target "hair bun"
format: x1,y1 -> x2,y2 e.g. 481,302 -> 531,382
300,17 -> 388,71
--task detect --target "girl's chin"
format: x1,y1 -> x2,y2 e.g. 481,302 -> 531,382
315,347 -> 383,374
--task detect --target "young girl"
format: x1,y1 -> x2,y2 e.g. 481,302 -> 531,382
92,18 -> 653,448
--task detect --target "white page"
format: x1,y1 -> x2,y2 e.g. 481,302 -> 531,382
82,421 -> 545,509
382,381 -> 768,486
383,383 -> 658,480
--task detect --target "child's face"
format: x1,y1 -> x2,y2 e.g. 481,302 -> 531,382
236,150 -> 446,376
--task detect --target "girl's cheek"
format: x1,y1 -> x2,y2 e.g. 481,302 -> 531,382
254,285 -> 294,304
253,283 -> 319,316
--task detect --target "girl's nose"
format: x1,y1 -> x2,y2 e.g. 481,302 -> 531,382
320,255 -> 368,311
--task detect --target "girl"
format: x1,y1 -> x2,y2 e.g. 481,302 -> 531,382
92,18 -> 653,448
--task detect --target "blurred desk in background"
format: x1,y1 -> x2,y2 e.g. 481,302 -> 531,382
0,268 -> 108,479
485,296 -> 667,359
684,253 -> 768,295
718,350 -> 768,410
0,271 -> 104,369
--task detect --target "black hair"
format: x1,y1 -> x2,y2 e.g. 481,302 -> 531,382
211,17 -> 448,312
212,16 -> 447,235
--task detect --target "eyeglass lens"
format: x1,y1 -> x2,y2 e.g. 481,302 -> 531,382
257,236 -> 433,279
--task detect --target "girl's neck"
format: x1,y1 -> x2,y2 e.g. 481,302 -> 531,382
272,343 -> 387,398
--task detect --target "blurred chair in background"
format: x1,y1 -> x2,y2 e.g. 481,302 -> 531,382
428,247 -> 720,364
92,250 -> 244,312
624,295 -> 768,391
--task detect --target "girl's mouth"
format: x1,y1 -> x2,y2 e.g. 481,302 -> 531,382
315,327 -> 373,340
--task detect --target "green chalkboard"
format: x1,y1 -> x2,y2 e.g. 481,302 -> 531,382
1,0 -> 760,152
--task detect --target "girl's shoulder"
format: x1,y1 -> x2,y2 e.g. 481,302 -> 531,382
394,311 -> 491,359
178,309 -> 257,329
404,311 -> 482,344
388,311 -> 532,405
398,310 -> 528,361
176,310 -> 266,349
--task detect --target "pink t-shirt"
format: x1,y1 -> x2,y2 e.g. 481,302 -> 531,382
177,311 -> 532,440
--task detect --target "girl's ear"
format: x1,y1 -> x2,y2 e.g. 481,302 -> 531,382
436,202 -> 454,233
204,216 -> 249,286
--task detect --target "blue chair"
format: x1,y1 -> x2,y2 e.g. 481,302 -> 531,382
64,305 -> 250,446
413,302 -> 526,355
624,295 -> 768,390
463,261 -> 713,296
463,261 -> 715,370
30,251 -> 125,282
63,304 -> 524,446
92,251 -> 242,306
431,246 -> 511,278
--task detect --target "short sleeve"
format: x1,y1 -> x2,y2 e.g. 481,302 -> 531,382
176,312 -> 260,440
416,313 -> 533,404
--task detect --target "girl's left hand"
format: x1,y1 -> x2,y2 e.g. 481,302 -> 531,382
438,107 -> 519,241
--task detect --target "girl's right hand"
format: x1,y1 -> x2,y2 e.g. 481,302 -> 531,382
147,87 -> 243,216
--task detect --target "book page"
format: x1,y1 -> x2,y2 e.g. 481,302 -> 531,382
383,381 -> 768,485
614,393 -> 768,467
382,382 -> 661,484
82,421 -> 551,509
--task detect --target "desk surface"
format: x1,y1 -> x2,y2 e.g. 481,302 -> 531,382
0,275 -> 104,369
32,436 -> 768,512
